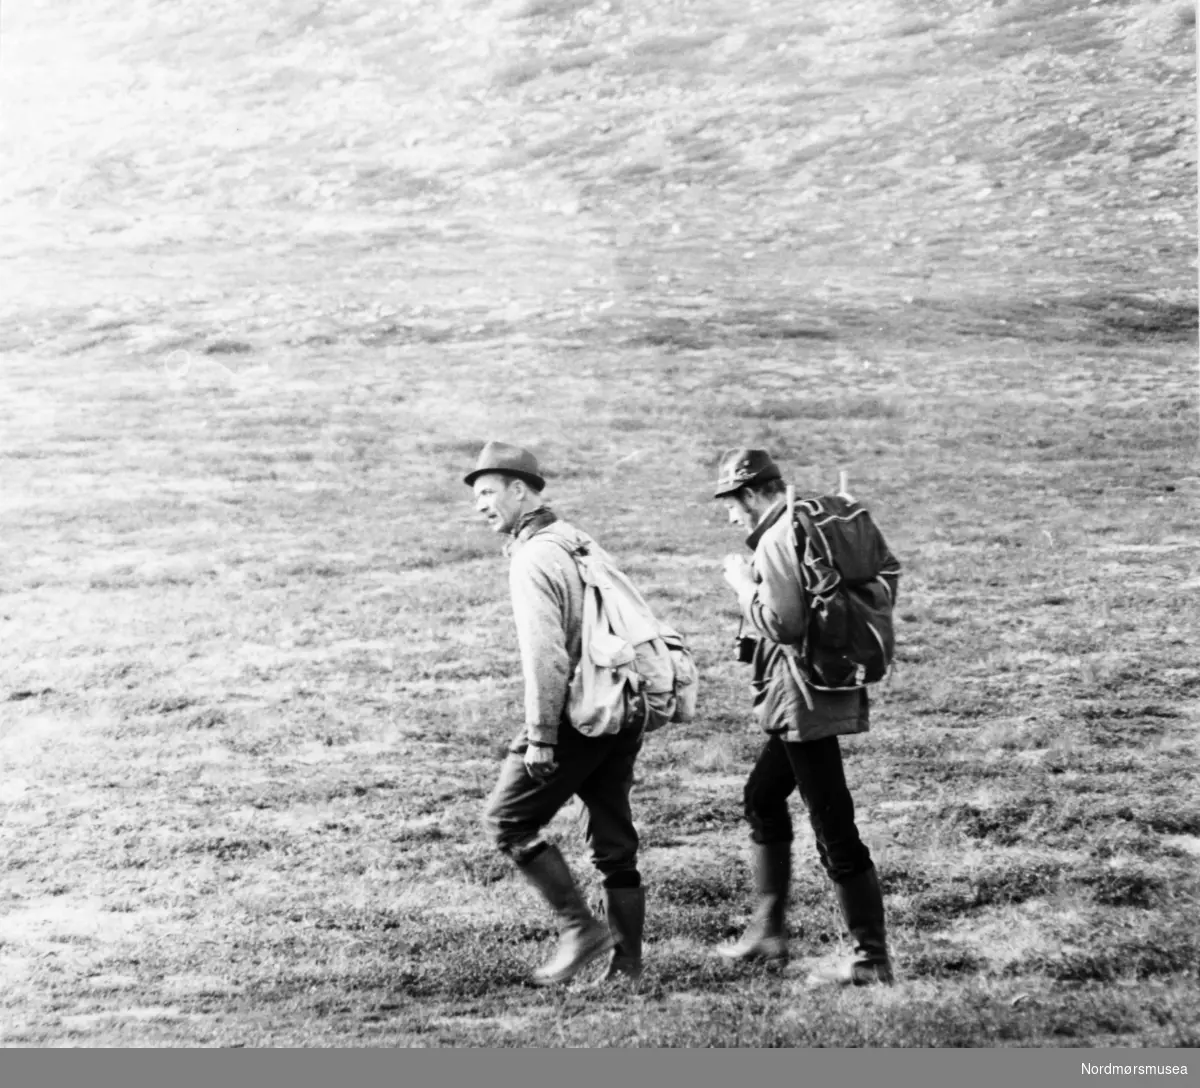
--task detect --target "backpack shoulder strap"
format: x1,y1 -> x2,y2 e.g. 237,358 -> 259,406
526,524 -> 596,577
788,497 -> 840,598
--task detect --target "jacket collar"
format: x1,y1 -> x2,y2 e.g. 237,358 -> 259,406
745,498 -> 786,551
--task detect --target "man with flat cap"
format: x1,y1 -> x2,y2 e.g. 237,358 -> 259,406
712,448 -> 898,986
464,441 -> 646,987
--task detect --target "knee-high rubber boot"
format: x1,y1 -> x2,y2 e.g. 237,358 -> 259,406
807,865 -> 894,986
515,844 -> 615,986
596,886 -> 645,982
717,842 -> 791,965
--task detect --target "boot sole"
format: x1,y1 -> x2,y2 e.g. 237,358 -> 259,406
591,962 -> 643,988
805,964 -> 894,987
718,952 -> 789,967
716,941 -> 789,966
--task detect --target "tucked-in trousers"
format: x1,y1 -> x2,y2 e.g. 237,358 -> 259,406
483,723 -> 643,888
743,733 -> 873,884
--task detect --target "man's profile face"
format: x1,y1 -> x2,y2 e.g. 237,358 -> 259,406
723,496 -> 756,531
473,473 -> 524,535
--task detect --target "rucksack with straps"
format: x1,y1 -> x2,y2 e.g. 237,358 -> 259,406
752,479 -> 899,705
537,524 -> 698,737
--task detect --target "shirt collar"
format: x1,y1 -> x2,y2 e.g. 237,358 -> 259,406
745,498 -> 786,551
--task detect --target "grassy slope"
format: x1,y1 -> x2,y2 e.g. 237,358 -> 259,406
0,0 -> 1197,1047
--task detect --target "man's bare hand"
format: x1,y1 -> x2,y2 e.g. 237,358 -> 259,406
524,744 -> 558,780
722,553 -> 754,591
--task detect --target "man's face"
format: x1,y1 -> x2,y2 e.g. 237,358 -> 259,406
723,495 -> 757,532
473,473 -> 524,535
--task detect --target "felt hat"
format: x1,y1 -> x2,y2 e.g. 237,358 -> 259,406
463,441 -> 546,492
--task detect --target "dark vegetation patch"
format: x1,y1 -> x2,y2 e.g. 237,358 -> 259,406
1077,867 -> 1167,909
740,395 -> 902,421
653,866 -> 743,907
904,945 -> 988,979
7,687 -> 54,701
383,923 -> 546,998
906,291 -> 1198,345
324,778 -> 403,801
941,798 -> 1056,845
203,339 -> 253,355
1015,927 -> 1200,983
184,836 -> 275,862
622,309 -> 838,353
1077,703 -> 1180,746
459,848 -> 513,887
643,798 -> 743,836
389,824 -> 448,845
899,861 -> 1065,927
648,904 -> 742,946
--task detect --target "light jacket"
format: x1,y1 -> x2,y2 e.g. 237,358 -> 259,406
506,507 -> 584,748
736,500 -> 871,742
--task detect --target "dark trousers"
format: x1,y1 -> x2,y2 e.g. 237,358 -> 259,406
743,733 -> 872,885
483,723 -> 642,888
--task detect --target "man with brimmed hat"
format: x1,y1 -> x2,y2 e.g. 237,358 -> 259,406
711,447 -> 898,987
465,441 -> 647,987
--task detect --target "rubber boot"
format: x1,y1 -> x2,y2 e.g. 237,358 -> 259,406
515,844 -> 616,986
717,842 -> 791,965
596,886 -> 645,983
807,866 -> 894,986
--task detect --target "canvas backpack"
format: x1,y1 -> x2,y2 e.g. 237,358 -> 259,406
537,525 -> 698,737
753,480 -> 899,705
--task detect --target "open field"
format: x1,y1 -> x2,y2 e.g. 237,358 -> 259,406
1,0 -> 1197,1047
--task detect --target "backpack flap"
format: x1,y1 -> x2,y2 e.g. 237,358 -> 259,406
541,523 -> 700,736
588,627 -> 637,669
597,565 -> 663,647
568,588 -> 638,738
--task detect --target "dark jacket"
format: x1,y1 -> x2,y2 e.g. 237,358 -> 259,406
738,500 -> 871,743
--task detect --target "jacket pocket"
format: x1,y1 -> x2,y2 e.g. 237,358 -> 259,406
751,666 -> 793,735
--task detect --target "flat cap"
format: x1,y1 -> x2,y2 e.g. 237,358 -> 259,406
463,441 -> 546,492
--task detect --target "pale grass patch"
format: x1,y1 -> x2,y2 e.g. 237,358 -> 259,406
59,1007 -> 186,1028
429,1012 -> 535,1033
943,900 -> 1085,973
962,784 -> 1012,811
228,802 -> 336,834
0,776 -> 30,803
292,740 -> 350,765
194,744 -> 235,764
83,972 -> 142,993
0,708 -> 115,763
684,738 -> 735,774
1078,651 -> 1129,689
2,897 -> 172,943
1140,732 -> 1199,756
0,953 -> 35,989
860,827 -> 904,874
973,716 -> 1058,752
160,974 -> 242,997
1162,835 -> 1200,857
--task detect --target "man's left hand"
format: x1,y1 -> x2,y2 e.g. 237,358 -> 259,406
722,553 -> 754,591
524,744 -> 558,780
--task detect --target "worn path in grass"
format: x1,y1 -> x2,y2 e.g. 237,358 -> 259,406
1,0 -> 1197,1047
